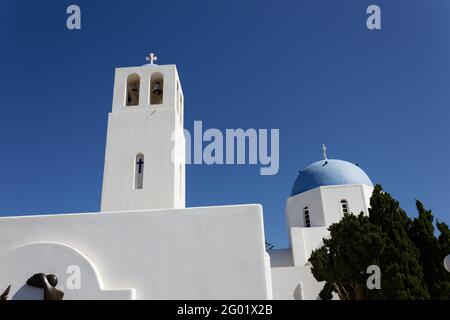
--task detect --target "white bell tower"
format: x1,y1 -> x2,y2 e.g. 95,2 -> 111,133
101,54 -> 185,212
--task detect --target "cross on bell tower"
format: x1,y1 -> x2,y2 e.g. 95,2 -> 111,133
145,53 -> 158,65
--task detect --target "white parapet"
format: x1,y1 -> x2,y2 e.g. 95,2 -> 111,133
0,204 -> 271,300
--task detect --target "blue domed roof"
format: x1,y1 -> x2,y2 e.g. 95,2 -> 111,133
291,159 -> 373,196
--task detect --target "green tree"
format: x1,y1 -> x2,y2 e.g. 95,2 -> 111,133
309,185 -> 450,300
409,201 -> 450,299
309,212 -> 385,300
367,185 -> 428,299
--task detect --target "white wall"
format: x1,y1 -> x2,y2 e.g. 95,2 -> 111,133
0,242 -> 135,300
321,184 -> 373,225
271,265 -> 324,300
285,184 -> 373,231
290,227 -> 329,266
0,204 -> 271,300
285,188 -> 325,229
268,249 -> 293,268
362,184 -> 373,210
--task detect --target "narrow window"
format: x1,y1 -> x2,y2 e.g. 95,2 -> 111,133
134,153 -> 144,189
126,73 -> 140,106
150,72 -> 164,105
304,207 -> 311,228
340,200 -> 349,215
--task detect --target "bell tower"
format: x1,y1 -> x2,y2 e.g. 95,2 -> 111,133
100,54 -> 185,212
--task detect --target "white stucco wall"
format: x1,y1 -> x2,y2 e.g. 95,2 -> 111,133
0,242 -> 135,300
286,188 -> 325,229
268,249 -> 293,268
269,232 -> 328,300
362,184 -> 373,209
320,184 -> 373,225
290,227 -> 329,266
270,265 -> 324,300
285,184 -> 373,231
0,204 -> 271,300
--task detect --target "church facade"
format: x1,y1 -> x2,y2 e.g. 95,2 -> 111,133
0,60 -> 374,300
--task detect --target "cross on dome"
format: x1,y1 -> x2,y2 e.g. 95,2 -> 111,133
322,144 -> 328,160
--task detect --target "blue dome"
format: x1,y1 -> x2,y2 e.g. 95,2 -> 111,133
291,159 -> 373,196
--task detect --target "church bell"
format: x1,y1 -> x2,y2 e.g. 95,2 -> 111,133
152,82 -> 162,95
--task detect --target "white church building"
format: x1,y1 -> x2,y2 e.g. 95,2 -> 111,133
0,59 -> 374,300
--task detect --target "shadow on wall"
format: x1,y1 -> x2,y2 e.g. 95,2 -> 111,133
293,283 -> 302,300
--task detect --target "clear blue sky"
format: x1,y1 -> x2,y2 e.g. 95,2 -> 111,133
1,0 -> 449,248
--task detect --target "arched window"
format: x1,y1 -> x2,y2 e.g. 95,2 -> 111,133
340,200 -> 349,215
304,207 -> 311,228
150,72 -> 164,105
126,73 -> 140,106
134,153 -> 144,189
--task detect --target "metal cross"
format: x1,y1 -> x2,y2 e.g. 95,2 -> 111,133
136,159 -> 144,174
322,144 -> 328,160
146,53 -> 158,64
